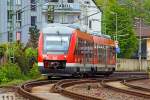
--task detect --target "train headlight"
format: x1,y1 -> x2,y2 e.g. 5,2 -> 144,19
43,55 -> 47,59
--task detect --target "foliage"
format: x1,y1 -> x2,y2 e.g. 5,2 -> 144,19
0,42 -> 40,84
0,42 -> 38,74
0,79 -> 25,86
15,54 -> 30,74
118,0 -> 150,24
25,47 -> 37,58
96,0 -> 138,58
0,44 -> 7,59
27,25 -> 40,48
28,63 -> 40,79
0,63 -> 23,83
25,47 -> 37,71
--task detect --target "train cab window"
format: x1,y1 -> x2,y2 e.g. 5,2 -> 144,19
43,34 -> 70,54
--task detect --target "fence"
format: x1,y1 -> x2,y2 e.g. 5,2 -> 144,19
116,58 -> 150,71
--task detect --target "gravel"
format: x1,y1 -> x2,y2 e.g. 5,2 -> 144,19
128,79 -> 150,89
66,83 -> 149,100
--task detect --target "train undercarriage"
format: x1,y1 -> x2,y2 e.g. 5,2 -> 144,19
39,60 -> 115,78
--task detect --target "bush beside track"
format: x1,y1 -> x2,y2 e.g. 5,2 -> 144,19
0,42 -> 41,86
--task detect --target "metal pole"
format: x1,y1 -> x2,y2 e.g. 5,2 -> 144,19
61,0 -> 64,24
115,13 -> 118,68
139,18 -> 142,71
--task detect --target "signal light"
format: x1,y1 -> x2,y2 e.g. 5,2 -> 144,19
44,61 -> 49,68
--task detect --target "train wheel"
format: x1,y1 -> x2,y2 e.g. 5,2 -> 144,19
104,74 -> 110,77
83,73 -> 89,78
48,76 -> 52,80
72,72 -> 80,78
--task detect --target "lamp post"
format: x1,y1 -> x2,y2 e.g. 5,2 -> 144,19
139,17 -> 142,71
110,12 -> 118,68
115,13 -> 118,69
135,17 -> 142,71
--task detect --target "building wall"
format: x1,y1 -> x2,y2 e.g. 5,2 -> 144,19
21,0 -> 42,44
42,0 -> 102,34
0,0 -> 7,43
84,0 -> 101,34
147,39 -> 150,60
0,0 -> 101,44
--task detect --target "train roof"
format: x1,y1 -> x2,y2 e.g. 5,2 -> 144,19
42,24 -> 112,41
42,24 -> 75,35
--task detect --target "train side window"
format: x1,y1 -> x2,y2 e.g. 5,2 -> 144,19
103,46 -> 107,64
97,45 -> 102,63
87,41 -> 92,63
101,45 -> 105,64
111,47 -> 116,63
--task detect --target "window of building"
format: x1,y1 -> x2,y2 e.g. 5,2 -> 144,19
89,20 -> 92,29
50,0 -> 59,2
31,0 -> 36,11
16,21 -> 21,28
7,0 -> 13,5
84,1 -> 90,4
16,0 -> 21,5
68,0 -> 74,3
8,32 -> 13,42
7,10 -> 13,21
16,10 -> 21,20
16,32 -> 21,41
47,5 -> 54,23
31,16 -> 37,26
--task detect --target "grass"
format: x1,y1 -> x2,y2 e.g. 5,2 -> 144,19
0,75 -> 45,87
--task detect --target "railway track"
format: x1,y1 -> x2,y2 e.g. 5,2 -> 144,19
17,72 -> 149,100
18,80 -> 58,100
101,79 -> 150,98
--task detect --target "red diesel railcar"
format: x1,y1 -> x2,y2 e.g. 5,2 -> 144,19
38,25 -> 116,77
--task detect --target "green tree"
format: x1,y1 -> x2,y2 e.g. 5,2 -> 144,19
96,0 -> 138,58
116,0 -> 150,24
27,25 -> 40,48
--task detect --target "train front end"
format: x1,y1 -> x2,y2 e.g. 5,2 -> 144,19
38,25 -> 75,77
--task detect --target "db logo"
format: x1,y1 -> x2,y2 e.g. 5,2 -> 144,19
53,56 -> 58,60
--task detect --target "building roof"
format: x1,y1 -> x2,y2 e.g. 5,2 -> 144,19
135,27 -> 150,37
92,0 -> 102,12
134,21 -> 150,37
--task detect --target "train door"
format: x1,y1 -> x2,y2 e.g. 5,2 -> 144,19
104,46 -> 107,67
93,44 -> 98,64
74,38 -> 82,64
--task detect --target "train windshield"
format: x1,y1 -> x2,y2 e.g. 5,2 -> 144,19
43,34 -> 70,54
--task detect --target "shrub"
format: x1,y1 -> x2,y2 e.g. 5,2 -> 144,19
25,48 -> 37,58
28,63 -> 40,79
0,63 -> 23,83
0,44 -> 7,59
0,42 -> 40,83
25,48 -> 37,69
15,55 -> 30,74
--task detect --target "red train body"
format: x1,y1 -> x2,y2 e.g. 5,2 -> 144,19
38,25 -> 116,77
